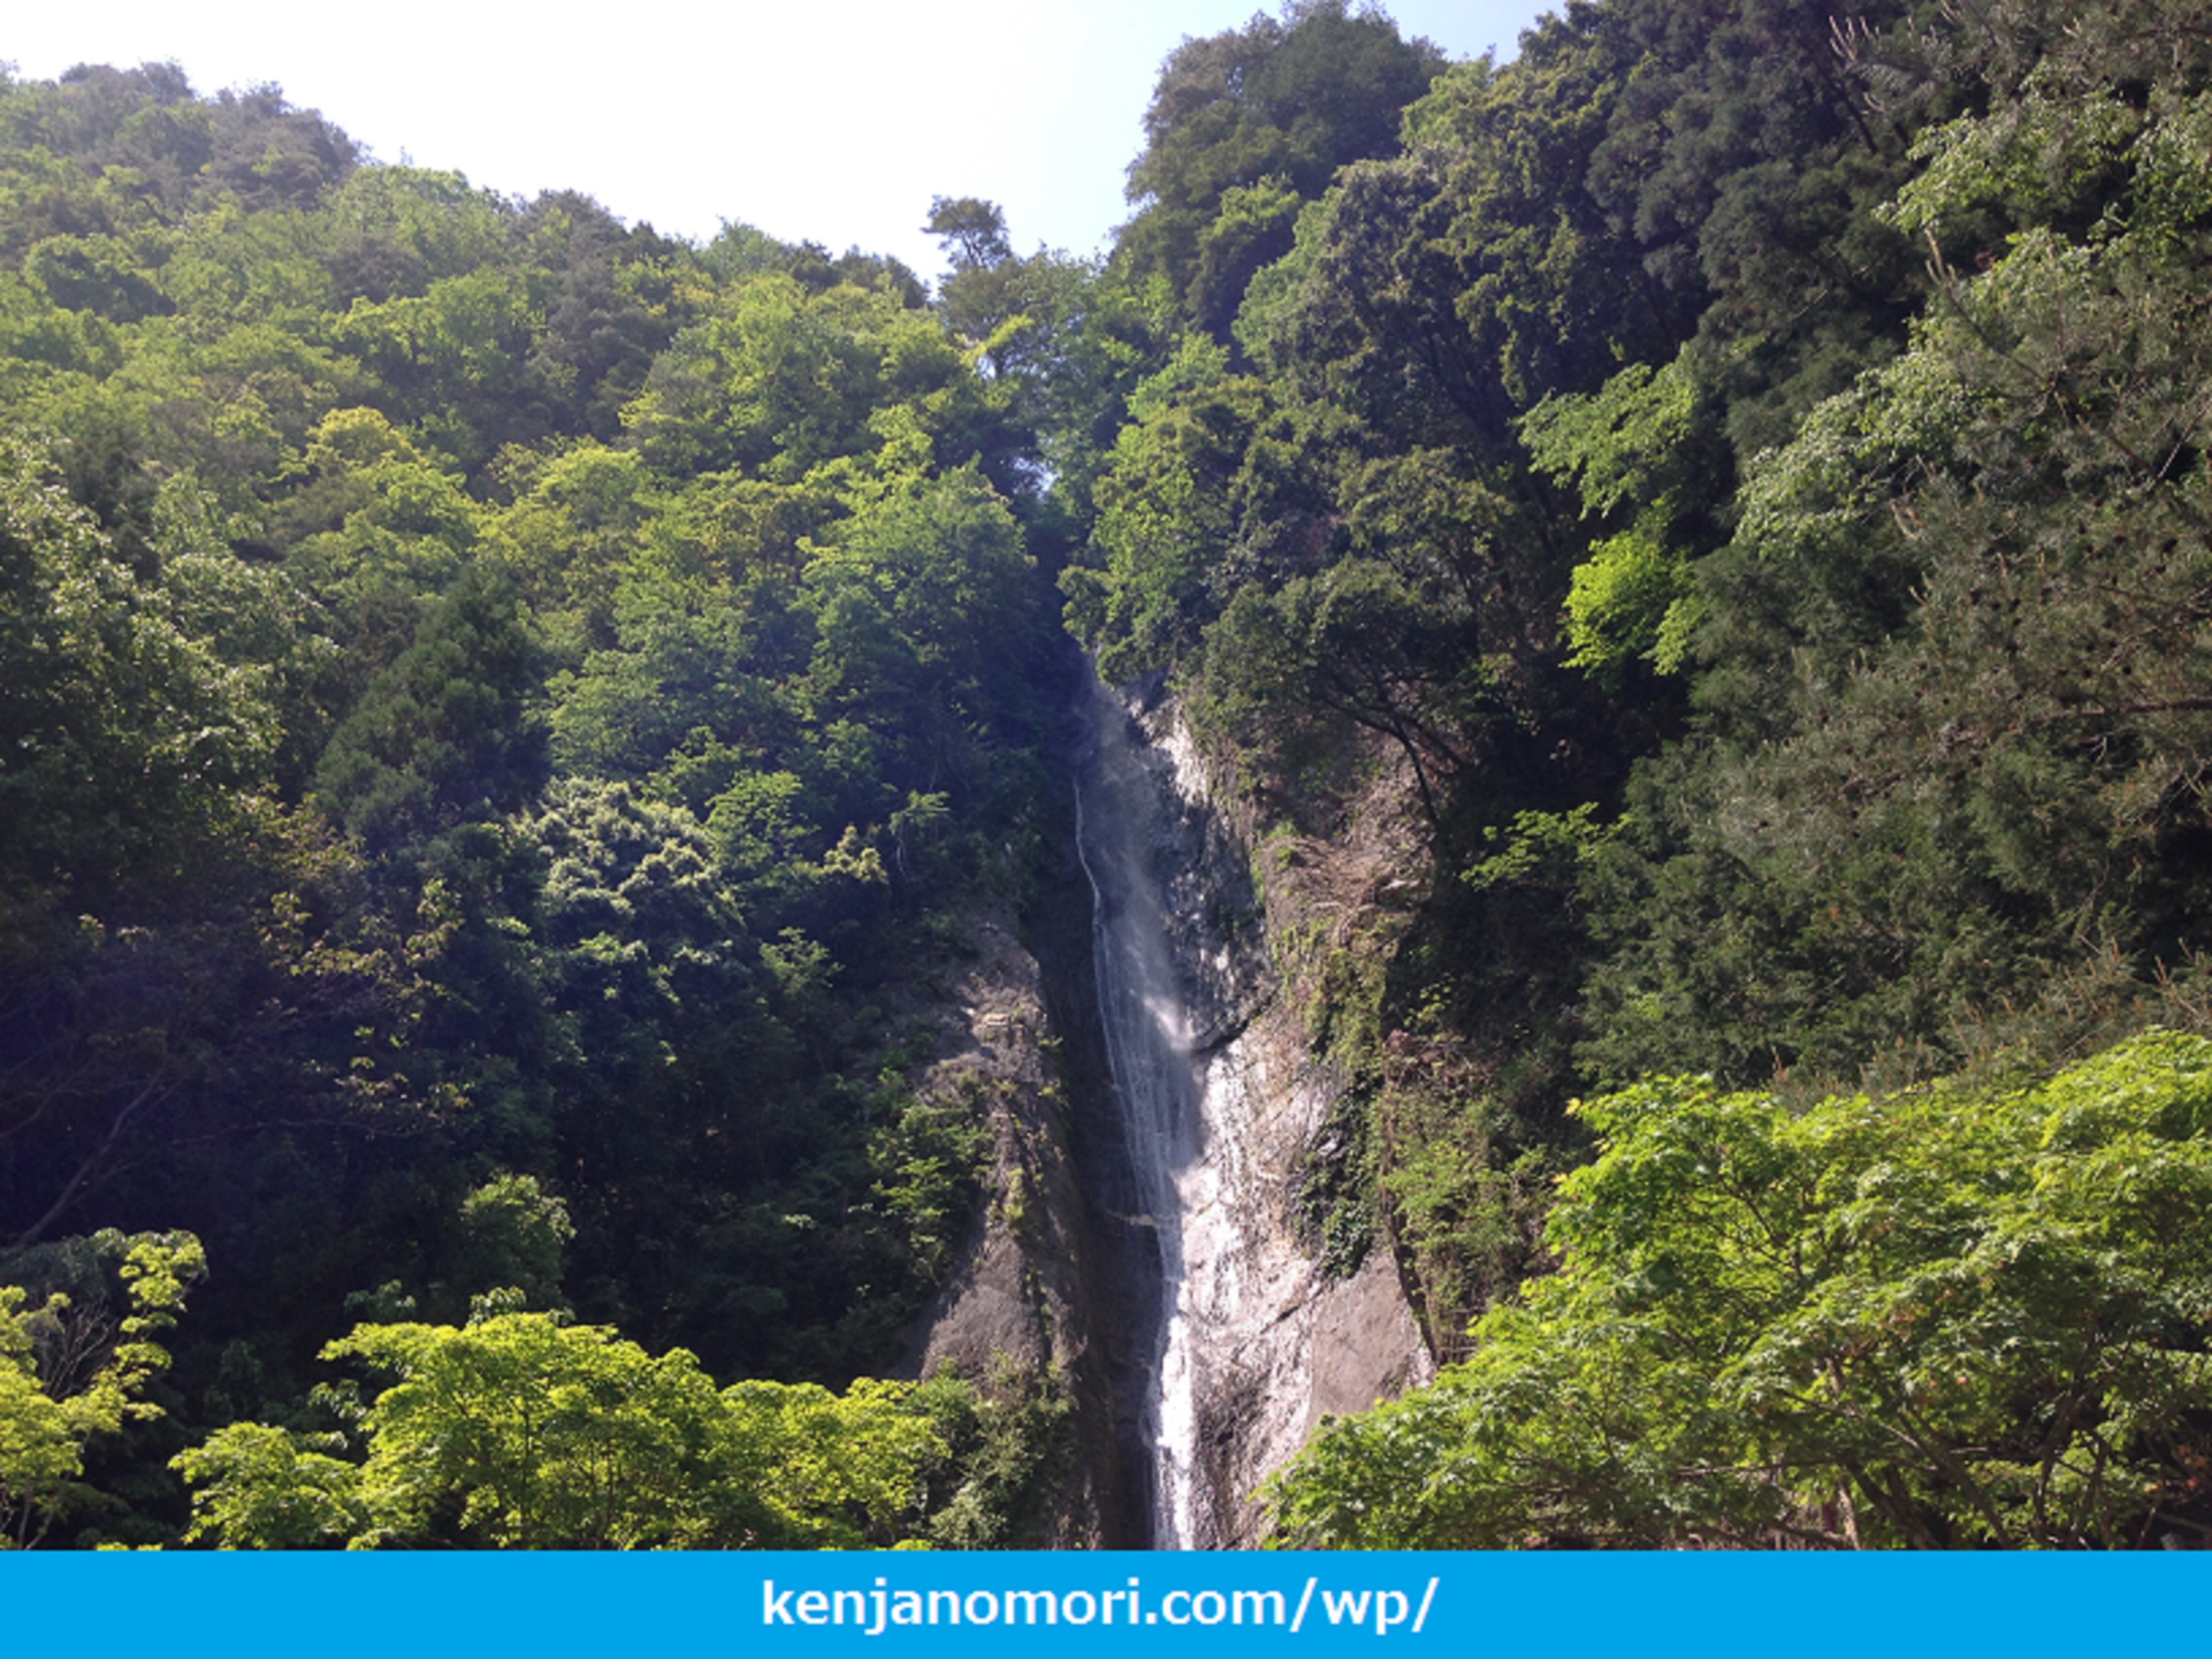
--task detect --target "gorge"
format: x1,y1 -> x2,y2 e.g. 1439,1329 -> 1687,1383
900,657 -> 1434,1549
1070,668 -> 1431,1548
9,0 -> 2212,1553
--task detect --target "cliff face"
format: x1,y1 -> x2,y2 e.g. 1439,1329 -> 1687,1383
893,684 -> 1153,1547
1122,684 -> 1433,1548
904,667 -> 1431,1549
896,903 -> 1109,1547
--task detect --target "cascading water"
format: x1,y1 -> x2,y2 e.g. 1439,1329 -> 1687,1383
1073,670 -> 1207,1547
1071,665 -> 1435,1549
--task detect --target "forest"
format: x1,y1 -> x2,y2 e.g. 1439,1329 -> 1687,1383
3,0 -> 2212,1549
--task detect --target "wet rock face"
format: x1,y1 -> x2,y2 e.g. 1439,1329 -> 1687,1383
902,665 -> 1430,1550
1080,675 -> 1433,1549
899,909 -> 1076,1382
895,899 -> 1138,1549
894,729 -> 1158,1547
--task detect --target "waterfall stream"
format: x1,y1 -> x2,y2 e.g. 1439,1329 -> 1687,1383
1072,670 -> 1206,1547
1069,665 -> 1434,1549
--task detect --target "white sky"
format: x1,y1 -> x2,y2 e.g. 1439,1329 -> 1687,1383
4,1 -> 1551,279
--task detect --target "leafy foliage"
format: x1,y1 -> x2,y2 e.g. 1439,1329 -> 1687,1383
1115,0 -> 1447,341
1270,1031 -> 2212,1549
177,1311 -> 950,1548
0,1230 -> 203,1548
1586,0 -> 2212,1091
8,0 -> 2212,1551
0,54 -> 1065,1544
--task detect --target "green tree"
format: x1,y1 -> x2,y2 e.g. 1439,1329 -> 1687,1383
314,562 -> 547,858
176,1311 -> 949,1549
447,1172 -> 573,1313
1586,1 -> 2212,1088
0,1230 -> 204,1548
1116,0 -> 1447,340
801,465 -> 1036,750
277,406 -> 483,606
485,439 -> 661,659
621,270 -> 979,483
1270,1030 -> 2212,1549
1061,335 -> 1274,679
0,435 -> 287,900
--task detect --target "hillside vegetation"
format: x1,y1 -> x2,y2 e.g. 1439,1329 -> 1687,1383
4,0 -> 2211,1547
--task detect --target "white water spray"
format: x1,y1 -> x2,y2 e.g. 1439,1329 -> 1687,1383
1073,673 -> 1206,1547
1072,668 -> 1435,1549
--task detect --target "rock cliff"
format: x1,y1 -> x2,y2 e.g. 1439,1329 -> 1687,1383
905,666 -> 1432,1549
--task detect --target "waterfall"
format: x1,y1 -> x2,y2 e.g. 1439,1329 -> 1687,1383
1073,669 -> 1206,1547
1071,665 -> 1435,1549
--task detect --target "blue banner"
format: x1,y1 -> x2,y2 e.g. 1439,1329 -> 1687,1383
3,1551 -> 2201,1657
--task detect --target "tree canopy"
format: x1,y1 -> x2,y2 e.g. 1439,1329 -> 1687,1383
5,0 -> 2212,1550
1270,1030 -> 2212,1549
176,1312 -> 951,1549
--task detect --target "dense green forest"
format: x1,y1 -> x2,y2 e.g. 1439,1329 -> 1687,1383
5,0 -> 2212,1549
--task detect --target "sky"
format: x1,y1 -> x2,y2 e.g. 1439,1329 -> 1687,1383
5,1 -> 1552,280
